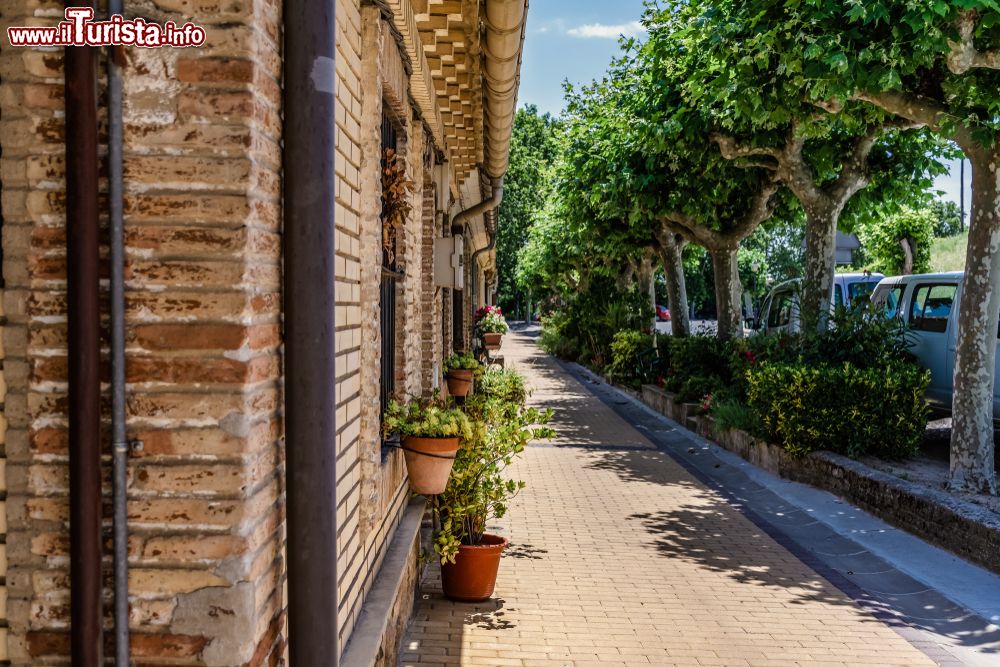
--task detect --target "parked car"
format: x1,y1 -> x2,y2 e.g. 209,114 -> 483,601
656,305 -> 671,322
752,272 -> 885,335
871,271 -> 1000,418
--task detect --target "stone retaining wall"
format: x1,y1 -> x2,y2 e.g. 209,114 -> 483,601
641,384 -> 1000,576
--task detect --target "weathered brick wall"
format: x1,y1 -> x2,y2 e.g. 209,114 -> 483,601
336,2 -> 411,649
1,0 -> 460,661
1,0 -> 286,663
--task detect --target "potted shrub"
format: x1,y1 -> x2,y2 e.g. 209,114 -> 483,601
475,306 -> 508,350
444,352 -> 480,398
433,369 -> 553,601
383,399 -> 473,495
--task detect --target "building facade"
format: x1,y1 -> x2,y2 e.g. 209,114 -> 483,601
0,0 -> 524,663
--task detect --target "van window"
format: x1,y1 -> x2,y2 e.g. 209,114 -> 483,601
834,285 -> 844,307
767,290 -> 794,328
910,284 -> 957,333
873,285 -> 905,319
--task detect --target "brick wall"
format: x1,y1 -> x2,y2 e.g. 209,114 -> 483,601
420,170 -> 443,389
1,0 -> 286,663
0,0 -> 466,662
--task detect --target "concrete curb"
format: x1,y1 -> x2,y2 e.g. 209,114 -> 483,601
341,497 -> 427,667
638,383 -> 1000,576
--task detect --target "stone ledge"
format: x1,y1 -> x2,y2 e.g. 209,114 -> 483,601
341,496 -> 427,667
640,384 -> 1000,576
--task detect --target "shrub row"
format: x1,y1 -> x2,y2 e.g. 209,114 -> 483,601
555,309 -> 931,460
746,362 -> 928,459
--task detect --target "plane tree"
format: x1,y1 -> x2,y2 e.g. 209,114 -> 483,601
653,1 -> 951,333
555,46 -> 789,341
701,0 -> 1000,494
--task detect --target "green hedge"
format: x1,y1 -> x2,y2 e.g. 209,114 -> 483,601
746,362 -> 930,459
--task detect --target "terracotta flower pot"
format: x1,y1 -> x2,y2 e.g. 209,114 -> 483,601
446,369 -> 474,397
441,534 -> 509,602
402,436 -> 460,495
482,332 -> 503,350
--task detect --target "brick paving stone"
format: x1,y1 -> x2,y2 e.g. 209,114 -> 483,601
400,331 -> 936,667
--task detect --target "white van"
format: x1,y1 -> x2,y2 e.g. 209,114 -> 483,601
753,273 -> 885,335
870,272 -> 999,417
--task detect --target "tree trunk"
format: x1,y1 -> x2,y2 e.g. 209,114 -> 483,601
899,237 -> 914,275
636,257 -> 656,332
648,273 -> 657,332
950,150 -> 999,494
801,208 -> 838,333
659,234 -> 690,337
710,246 -> 743,340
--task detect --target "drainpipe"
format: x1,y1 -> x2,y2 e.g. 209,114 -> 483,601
450,177 -> 502,323
106,0 -> 131,663
469,211 -> 502,309
283,0 -> 339,665
64,16 -> 103,667
451,176 -> 504,231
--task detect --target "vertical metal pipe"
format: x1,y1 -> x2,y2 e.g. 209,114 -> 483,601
64,16 -> 103,667
960,157 -> 966,232
106,0 -> 131,662
282,0 -> 339,664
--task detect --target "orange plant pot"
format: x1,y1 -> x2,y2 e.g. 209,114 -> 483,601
402,436 -> 460,495
481,333 -> 503,351
446,369 -> 474,397
441,534 -> 509,602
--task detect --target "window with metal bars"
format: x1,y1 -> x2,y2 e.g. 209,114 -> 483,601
380,113 -> 401,428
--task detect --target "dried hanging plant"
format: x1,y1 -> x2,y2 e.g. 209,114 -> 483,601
381,147 -> 415,266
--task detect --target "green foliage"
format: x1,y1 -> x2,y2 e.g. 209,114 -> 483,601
605,330 -> 653,386
931,230 -> 969,272
383,399 -> 473,440
929,199 -> 964,238
795,307 -> 914,368
710,398 -> 762,436
537,277 -> 651,369
444,352 -> 481,373
663,336 -> 731,399
746,362 -> 929,459
858,207 -> 935,276
433,369 -> 554,564
497,107 -> 561,313
474,367 -> 528,408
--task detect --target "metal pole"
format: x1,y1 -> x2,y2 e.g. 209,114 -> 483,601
283,0 -> 339,664
106,0 -> 131,662
960,157 -> 966,232
64,12 -> 103,666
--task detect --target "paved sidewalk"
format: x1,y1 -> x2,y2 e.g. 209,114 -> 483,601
400,330 -> 977,666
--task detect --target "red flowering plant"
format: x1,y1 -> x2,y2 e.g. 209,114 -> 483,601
474,305 -> 508,335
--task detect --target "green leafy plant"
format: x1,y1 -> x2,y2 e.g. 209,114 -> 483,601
709,398 -> 762,436
432,369 -> 554,564
444,352 -> 481,374
857,207 -> 935,276
605,330 -> 652,387
382,399 -> 473,441
747,362 -> 929,459
474,367 -> 528,407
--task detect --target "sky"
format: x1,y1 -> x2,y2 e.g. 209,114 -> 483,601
516,0 -> 970,217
